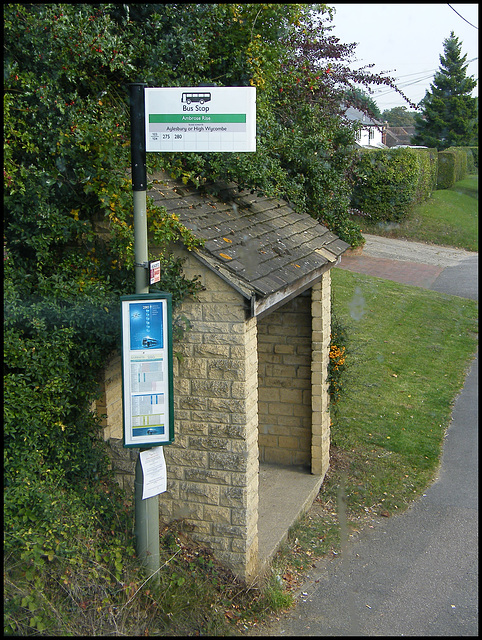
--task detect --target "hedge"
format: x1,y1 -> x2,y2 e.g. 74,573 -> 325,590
451,146 -> 478,174
437,147 -> 469,189
414,147 -> 438,204
469,147 -> 479,170
350,147 -> 437,223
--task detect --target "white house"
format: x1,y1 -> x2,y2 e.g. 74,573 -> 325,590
343,106 -> 387,148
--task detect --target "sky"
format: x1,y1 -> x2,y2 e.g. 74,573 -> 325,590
328,3 -> 479,113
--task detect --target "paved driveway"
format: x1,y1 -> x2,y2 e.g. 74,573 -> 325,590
338,234 -> 478,300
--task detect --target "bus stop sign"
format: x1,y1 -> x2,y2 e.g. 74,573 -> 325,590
145,86 -> 256,153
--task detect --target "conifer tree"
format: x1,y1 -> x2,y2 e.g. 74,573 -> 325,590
412,31 -> 477,149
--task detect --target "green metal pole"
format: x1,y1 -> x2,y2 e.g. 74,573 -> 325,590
129,82 -> 160,584
134,455 -> 160,582
133,189 -> 148,294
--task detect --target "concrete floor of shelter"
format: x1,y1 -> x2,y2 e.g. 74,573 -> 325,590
257,463 -> 324,575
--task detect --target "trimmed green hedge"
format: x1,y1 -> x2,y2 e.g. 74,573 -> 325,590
350,147 -> 437,222
414,147 -> 438,204
470,146 -> 479,169
350,145 -> 477,222
437,147 -> 468,189
436,146 -> 478,189
451,146 -> 478,173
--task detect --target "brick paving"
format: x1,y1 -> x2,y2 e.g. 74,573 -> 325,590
336,253 -> 444,289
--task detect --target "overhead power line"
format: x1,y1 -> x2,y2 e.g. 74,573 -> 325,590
393,58 -> 478,80
447,4 -> 478,29
370,57 -> 479,99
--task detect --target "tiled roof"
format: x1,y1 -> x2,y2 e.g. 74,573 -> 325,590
343,106 -> 384,126
148,171 -> 349,304
384,126 -> 416,147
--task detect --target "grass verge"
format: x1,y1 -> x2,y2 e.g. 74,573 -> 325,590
255,269 -> 478,623
357,175 -> 478,252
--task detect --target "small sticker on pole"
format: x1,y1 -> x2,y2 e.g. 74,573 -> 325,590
149,260 -> 161,285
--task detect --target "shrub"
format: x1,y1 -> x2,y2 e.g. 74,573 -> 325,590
413,147 -> 438,203
437,147 -> 468,189
350,148 -> 420,222
328,313 -> 349,411
450,146 -> 478,174
470,146 -> 478,169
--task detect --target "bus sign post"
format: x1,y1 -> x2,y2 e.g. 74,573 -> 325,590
127,82 -> 256,585
145,86 -> 256,153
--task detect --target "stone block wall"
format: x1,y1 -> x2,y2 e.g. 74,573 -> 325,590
257,293 -> 312,467
155,247 -> 260,581
102,353 -> 122,440
96,352 -> 139,493
311,272 -> 331,476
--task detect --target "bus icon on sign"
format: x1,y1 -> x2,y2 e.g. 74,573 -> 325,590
181,92 -> 211,105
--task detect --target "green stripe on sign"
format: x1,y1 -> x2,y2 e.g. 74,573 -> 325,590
149,114 -> 247,123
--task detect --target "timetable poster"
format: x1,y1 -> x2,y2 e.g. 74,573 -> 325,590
121,294 -> 174,447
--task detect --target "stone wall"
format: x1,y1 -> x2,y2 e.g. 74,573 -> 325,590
97,352 -> 139,493
159,247 -> 260,581
311,272 -> 331,476
258,293 -> 312,467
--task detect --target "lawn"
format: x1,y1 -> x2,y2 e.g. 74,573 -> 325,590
328,269 -> 478,509
358,175 -> 478,252
270,268 -> 478,590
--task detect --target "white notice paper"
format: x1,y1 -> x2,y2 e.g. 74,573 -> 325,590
140,447 -> 167,499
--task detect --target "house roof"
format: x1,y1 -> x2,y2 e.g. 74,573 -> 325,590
384,126 -> 416,147
148,171 -> 349,317
343,106 -> 384,127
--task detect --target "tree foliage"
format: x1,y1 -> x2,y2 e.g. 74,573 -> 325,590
344,87 -> 382,120
382,106 -> 417,127
411,31 -> 478,150
4,2 -> 410,473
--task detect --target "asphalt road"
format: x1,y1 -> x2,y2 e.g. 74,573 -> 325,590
251,236 -> 479,637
